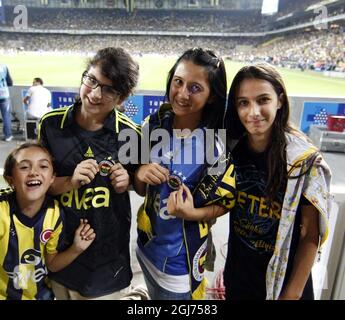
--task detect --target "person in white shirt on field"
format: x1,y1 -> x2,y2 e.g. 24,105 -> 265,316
23,78 -> 52,120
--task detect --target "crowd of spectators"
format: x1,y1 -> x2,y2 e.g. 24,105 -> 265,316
232,27 -> 345,73
0,4 -> 344,73
0,32 -> 254,57
3,7 -> 263,33
1,27 -> 343,74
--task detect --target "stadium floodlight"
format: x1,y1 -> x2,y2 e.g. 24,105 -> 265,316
261,0 -> 279,15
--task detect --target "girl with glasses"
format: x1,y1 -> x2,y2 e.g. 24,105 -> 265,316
38,47 -> 141,300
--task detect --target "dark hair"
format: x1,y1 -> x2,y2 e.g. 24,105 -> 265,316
33,77 -> 43,85
4,142 -> 54,185
165,47 -> 227,129
86,47 -> 139,100
225,63 -> 296,203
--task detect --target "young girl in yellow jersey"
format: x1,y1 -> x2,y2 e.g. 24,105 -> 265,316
0,143 -> 96,300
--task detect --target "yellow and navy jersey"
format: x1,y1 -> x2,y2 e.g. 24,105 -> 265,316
38,102 -> 141,297
0,189 -> 64,300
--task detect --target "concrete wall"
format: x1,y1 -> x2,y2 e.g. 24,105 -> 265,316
5,86 -> 345,128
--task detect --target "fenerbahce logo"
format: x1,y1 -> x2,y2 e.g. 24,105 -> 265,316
99,158 -> 116,177
192,240 -> 208,282
6,249 -> 48,290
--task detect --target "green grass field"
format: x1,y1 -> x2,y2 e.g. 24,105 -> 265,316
1,52 -> 345,96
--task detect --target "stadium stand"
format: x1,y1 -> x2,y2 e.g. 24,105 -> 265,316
1,0 -> 343,73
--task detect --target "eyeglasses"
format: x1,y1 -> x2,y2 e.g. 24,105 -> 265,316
82,72 -> 119,100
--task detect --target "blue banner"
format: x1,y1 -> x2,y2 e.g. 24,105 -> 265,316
123,95 -> 143,125
122,94 -> 166,124
22,89 -> 77,113
124,94 -> 165,124
52,91 -> 78,109
143,95 -> 165,119
22,89 -> 165,124
300,101 -> 345,133
52,92 -> 165,124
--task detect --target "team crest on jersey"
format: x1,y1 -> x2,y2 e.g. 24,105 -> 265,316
21,249 -> 42,266
40,229 -> 53,244
99,158 -> 115,176
192,240 -> 208,282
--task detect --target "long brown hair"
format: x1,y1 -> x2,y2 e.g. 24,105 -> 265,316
165,47 -> 227,129
225,63 -> 297,203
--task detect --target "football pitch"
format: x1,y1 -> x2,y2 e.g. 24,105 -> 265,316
1,52 -> 345,96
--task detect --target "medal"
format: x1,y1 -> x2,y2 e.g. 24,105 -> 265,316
99,158 -> 116,176
167,174 -> 182,190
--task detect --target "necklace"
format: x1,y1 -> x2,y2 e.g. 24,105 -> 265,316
173,128 -> 192,139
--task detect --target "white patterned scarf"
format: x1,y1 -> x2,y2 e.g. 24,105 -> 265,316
266,132 -> 332,300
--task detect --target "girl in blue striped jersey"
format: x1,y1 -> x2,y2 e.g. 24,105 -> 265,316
134,48 -> 236,300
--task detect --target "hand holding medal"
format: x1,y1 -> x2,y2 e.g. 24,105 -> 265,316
108,161 -> 130,194
135,163 -> 170,186
71,159 -> 99,188
167,183 -> 196,220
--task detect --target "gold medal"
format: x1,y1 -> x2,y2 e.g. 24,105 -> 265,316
99,159 -> 116,176
167,174 -> 182,190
